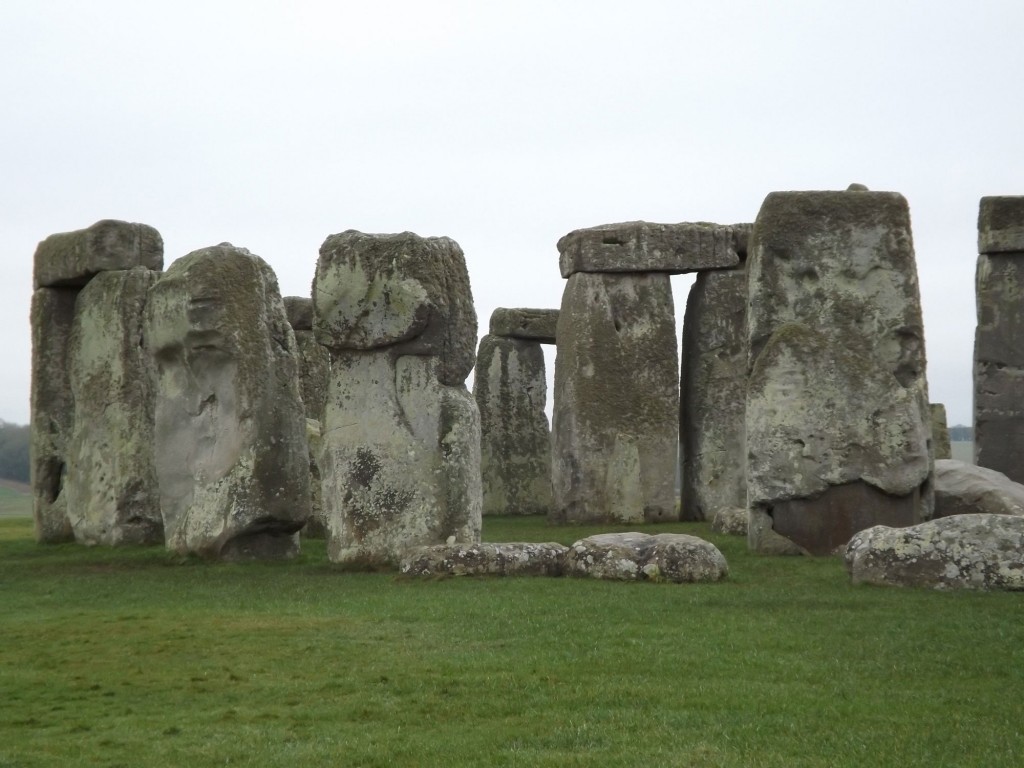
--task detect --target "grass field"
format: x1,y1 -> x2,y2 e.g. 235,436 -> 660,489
1,513 -> 1022,767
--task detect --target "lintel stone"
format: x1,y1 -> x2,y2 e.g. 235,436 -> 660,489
979,197 -> 1024,254
34,219 -> 163,289
556,221 -> 741,278
488,308 -> 559,343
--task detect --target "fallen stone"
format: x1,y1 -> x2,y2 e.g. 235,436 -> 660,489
565,532 -> 728,583
557,221 -> 741,278
934,459 -> 1024,518
488,307 -> 559,343
710,506 -> 747,536
845,514 -> 1024,590
400,542 -> 568,577
33,219 -> 163,289
930,403 -> 952,460
65,268 -> 163,546
474,334 -> 552,516
551,271 -> 678,523
146,244 -> 310,560
978,196 -> 1024,254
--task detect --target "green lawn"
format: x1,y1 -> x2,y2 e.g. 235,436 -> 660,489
0,514 -> 1021,767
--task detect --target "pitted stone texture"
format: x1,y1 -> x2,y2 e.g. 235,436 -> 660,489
292,330 -> 329,421
845,514 -> 1024,591
934,459 -> 1024,518
711,506 -> 748,536
66,268 -> 162,546
557,221 -> 741,278
302,418 -> 327,539
30,288 -> 77,543
318,352 -> 482,566
551,272 -> 678,524
34,219 -> 163,289
978,196 -> 1024,254
146,245 -> 310,560
313,230 -> 476,386
284,296 -> 314,331
474,335 -> 552,516
974,246 -> 1024,483
400,542 -> 568,577
680,263 -> 747,522
930,403 -> 952,460
746,190 -> 933,553
746,324 -> 928,554
565,532 -> 728,583
488,308 -> 559,343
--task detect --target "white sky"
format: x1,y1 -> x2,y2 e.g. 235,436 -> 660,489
3,0 -> 1022,427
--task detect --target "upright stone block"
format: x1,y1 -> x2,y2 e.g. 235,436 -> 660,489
551,271 -> 678,523
474,331 -> 553,516
30,288 -> 77,542
65,268 -> 163,545
680,254 -> 748,523
746,190 -> 932,555
34,219 -> 163,289
146,245 -> 310,560
558,221 -> 741,278
930,404 -> 952,461
974,196 -> 1024,482
313,231 -> 482,565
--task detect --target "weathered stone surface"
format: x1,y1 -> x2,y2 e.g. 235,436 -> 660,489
146,245 -> 310,560
313,230 -> 477,386
314,231 -> 482,565
65,268 -> 163,546
978,196 -> 1024,254
934,459 -> 1024,518
302,418 -> 326,539
746,190 -> 933,554
474,335 -> 552,516
30,287 -> 77,543
930,403 -> 952,460
974,235 -> 1024,483
551,272 -> 678,524
565,532 -> 727,583
284,295 -> 314,331
292,329 -> 329,421
488,307 -> 559,343
710,506 -> 747,536
34,219 -> 163,289
746,324 -> 928,554
845,514 -> 1024,590
680,260 -> 747,521
400,542 -> 568,577
557,221 -> 741,278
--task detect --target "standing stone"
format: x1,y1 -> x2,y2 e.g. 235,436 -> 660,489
551,271 -> 679,523
930,403 -> 952,461
313,230 -> 481,565
474,328 -> 552,516
974,196 -> 1024,483
746,190 -> 933,555
285,296 -> 330,538
30,219 -> 164,544
65,268 -> 163,545
679,229 -> 750,523
146,245 -> 310,560
29,288 -> 77,542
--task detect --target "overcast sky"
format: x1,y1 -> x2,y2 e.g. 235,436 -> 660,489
3,0 -> 1023,427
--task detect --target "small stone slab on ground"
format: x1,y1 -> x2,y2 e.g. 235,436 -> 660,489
400,542 -> 568,577
565,532 -> 728,583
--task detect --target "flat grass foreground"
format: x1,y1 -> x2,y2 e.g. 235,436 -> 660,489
1,513 -> 1022,767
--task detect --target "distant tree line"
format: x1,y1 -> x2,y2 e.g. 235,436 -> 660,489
0,421 -> 29,483
949,424 -> 973,442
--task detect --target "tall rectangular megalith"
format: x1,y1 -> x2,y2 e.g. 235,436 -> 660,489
974,196 -> 1024,482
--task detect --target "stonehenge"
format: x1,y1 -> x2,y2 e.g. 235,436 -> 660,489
474,308 -> 556,516
313,230 -> 482,566
974,196 -> 1024,483
31,187 -> 1022,576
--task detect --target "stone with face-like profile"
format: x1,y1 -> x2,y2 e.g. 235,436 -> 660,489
146,244 -> 310,560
